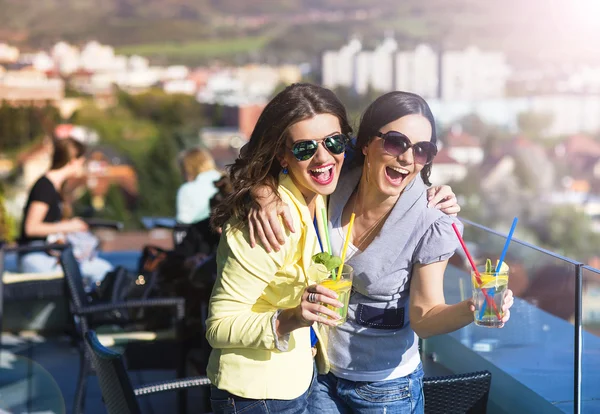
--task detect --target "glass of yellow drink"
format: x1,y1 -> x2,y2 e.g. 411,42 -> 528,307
311,264 -> 354,325
471,265 -> 509,328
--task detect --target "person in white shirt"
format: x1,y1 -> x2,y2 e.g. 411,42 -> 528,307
176,147 -> 222,224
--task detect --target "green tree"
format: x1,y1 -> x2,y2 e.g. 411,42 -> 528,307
0,181 -> 16,242
446,172 -> 488,226
71,91 -> 205,223
118,89 -> 206,131
532,206 -> 600,261
135,129 -> 182,218
101,185 -> 134,226
333,86 -> 380,130
117,88 -> 207,149
70,101 -> 161,159
454,113 -> 490,139
0,103 -> 60,152
517,111 -> 554,139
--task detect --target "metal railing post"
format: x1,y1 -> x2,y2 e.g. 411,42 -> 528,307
574,264 -> 583,414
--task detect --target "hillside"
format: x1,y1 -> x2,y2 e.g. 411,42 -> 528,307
1,0 -> 599,66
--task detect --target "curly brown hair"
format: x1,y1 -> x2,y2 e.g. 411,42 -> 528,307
211,83 -> 352,229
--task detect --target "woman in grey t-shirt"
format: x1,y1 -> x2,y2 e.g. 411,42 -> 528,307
248,91 -> 515,413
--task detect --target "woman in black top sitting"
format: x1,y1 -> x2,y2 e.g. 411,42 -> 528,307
19,137 -> 113,288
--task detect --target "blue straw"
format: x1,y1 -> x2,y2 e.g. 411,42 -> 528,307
478,217 -> 518,320
495,217 -> 518,274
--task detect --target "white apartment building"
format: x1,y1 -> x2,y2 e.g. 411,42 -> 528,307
441,46 -> 510,100
51,42 -> 80,75
334,36 -> 397,94
0,69 -> 64,103
0,43 -> 19,63
395,44 -> 439,99
163,65 -> 190,81
429,94 -> 600,137
354,51 -> 372,95
367,36 -> 398,92
163,79 -> 197,95
560,66 -> 600,93
323,40 -> 510,100
31,52 -> 55,72
80,41 -> 127,73
197,64 -> 302,106
321,38 -> 362,89
48,41 -> 150,77
128,55 -> 150,71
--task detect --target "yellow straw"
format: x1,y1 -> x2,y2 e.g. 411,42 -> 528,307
336,212 -> 355,280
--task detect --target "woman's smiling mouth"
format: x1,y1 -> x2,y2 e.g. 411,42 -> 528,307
309,164 -> 335,185
385,166 -> 410,186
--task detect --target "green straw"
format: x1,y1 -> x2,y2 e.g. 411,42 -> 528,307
321,208 -> 332,255
320,207 -> 337,279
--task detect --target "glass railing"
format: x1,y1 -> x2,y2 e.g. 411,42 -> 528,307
423,218 -> 598,414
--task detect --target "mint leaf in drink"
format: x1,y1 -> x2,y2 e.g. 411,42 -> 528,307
325,256 -> 342,271
312,252 -> 343,272
313,252 -> 331,265
485,258 -> 493,273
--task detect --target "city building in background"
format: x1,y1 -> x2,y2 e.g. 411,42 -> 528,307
395,44 -> 439,99
0,43 -> 19,63
322,37 -> 362,90
0,68 -> 64,105
322,39 -> 510,100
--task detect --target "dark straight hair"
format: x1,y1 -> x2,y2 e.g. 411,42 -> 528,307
211,83 -> 352,229
50,137 -> 86,171
353,91 -> 437,186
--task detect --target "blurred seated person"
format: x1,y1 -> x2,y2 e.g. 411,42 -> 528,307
18,137 -> 113,288
161,175 -> 232,290
176,147 -> 222,224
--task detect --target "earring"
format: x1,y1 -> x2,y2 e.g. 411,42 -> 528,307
282,167 -> 288,175
344,153 -> 347,159
365,156 -> 370,183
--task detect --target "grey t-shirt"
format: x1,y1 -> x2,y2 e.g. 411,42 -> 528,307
327,167 -> 461,381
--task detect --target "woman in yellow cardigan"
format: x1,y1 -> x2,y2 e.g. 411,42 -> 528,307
206,83 -> 351,413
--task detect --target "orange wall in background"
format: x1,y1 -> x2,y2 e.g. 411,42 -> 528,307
238,104 -> 265,140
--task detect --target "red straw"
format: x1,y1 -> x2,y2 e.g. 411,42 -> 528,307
452,223 -> 502,321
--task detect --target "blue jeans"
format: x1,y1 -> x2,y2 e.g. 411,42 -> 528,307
210,366 -> 317,414
308,363 -> 424,414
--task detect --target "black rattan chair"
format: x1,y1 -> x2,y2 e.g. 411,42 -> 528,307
85,330 -> 210,414
60,245 -> 189,414
423,370 -> 491,414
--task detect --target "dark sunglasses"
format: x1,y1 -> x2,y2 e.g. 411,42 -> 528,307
376,131 -> 437,165
290,134 -> 347,161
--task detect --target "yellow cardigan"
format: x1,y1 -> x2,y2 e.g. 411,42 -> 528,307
206,174 -> 330,400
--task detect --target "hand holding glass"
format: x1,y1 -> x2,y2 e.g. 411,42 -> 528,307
471,266 -> 509,328
309,264 -> 354,325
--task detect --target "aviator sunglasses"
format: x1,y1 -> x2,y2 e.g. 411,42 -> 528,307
290,133 -> 348,161
377,131 -> 437,165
